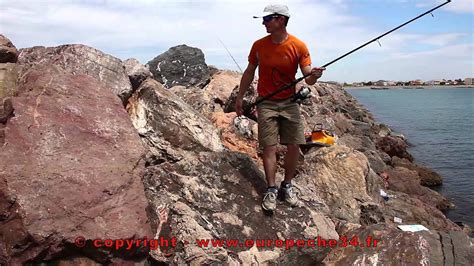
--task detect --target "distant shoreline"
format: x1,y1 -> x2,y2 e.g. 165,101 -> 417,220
344,85 -> 474,89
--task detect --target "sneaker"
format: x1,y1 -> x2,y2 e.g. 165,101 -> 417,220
262,188 -> 278,211
278,182 -> 298,207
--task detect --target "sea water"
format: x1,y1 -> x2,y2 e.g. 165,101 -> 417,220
346,87 -> 473,228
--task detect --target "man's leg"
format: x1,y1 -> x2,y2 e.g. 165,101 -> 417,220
278,100 -> 305,207
283,144 -> 300,183
261,144 -> 278,211
278,143 -> 300,206
257,101 -> 279,212
262,145 -> 278,186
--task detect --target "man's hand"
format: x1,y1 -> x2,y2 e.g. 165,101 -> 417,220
235,96 -> 244,116
236,63 -> 257,117
310,67 -> 325,79
302,65 -> 325,85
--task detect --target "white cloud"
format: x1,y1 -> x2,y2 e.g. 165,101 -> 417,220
416,0 -> 474,13
0,0 -> 471,82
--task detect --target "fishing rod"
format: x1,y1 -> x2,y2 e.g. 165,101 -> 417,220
247,0 -> 451,110
218,37 -> 243,73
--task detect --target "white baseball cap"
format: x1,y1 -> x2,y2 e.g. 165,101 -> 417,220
253,4 -> 290,18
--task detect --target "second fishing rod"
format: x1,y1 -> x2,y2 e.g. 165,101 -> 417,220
246,0 -> 451,111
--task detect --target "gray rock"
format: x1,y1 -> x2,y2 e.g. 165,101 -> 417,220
147,44 -> 210,89
169,70 -> 242,119
0,35 -> 18,63
224,81 -> 258,119
127,78 -> 224,163
297,145 -> 381,223
323,224 -> 473,265
123,58 -> 153,91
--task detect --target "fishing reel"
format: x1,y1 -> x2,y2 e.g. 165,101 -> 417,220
292,86 -> 312,103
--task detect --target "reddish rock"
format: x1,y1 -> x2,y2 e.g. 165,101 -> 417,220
376,135 -> 414,161
210,112 -> 259,160
205,70 -> 241,106
392,156 -> 443,186
387,167 -> 452,210
0,65 -> 151,264
383,192 -> 460,231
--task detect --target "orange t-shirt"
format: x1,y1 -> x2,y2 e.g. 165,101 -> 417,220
248,34 -> 312,100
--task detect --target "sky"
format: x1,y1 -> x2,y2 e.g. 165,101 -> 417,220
1,0 -> 473,83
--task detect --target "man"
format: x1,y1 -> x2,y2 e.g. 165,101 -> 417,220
235,4 -> 325,212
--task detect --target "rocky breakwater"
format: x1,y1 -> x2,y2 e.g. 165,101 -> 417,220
127,45 -> 472,264
1,36 -> 472,264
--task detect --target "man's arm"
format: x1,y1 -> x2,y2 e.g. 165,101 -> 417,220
235,63 -> 257,116
301,65 -> 325,85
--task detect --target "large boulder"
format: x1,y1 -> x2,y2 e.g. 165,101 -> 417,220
147,45 -> 210,89
392,156 -> 443,186
123,58 -> 153,91
381,191 -> 459,231
296,145 -> 383,224
204,70 -> 241,107
18,44 -> 132,104
224,81 -> 258,119
126,78 -> 224,163
0,64 -> 152,264
0,35 -> 18,63
376,135 -> 414,162
386,166 -> 452,210
170,70 -> 242,119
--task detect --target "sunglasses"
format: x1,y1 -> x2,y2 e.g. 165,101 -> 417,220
262,15 -> 281,22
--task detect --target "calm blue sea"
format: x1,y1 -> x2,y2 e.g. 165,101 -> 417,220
347,87 -> 473,228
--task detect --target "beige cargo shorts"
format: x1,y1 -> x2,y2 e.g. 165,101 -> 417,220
256,97 -> 305,148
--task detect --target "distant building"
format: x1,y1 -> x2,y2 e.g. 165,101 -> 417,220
427,80 -> 442,85
375,80 -> 388,86
410,79 -> 423,86
465,78 -> 473,85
